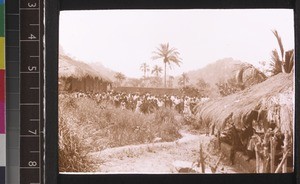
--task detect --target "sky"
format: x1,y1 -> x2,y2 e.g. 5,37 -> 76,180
59,9 -> 294,78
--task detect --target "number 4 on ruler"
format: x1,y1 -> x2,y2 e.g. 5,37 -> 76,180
28,34 -> 36,40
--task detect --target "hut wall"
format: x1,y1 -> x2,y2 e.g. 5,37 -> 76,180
60,76 -> 110,93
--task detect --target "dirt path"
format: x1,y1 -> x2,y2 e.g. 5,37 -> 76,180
89,130 -> 238,174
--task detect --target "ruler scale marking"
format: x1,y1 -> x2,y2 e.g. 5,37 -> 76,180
20,0 -> 43,183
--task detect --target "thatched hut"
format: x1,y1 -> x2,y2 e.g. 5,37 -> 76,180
59,54 -> 112,93
195,72 -> 294,173
195,72 -> 294,134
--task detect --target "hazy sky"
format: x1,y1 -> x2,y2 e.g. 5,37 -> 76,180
59,9 -> 294,78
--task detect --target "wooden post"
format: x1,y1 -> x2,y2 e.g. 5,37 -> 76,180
275,151 -> 289,173
270,136 -> 277,173
217,130 -> 221,150
262,131 -> 270,173
255,143 -> 260,173
263,146 -> 269,173
199,143 -> 205,173
282,131 -> 289,173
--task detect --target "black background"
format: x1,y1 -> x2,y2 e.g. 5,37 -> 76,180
45,0 -> 300,183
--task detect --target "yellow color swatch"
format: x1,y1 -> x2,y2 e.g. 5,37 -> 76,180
0,37 -> 4,69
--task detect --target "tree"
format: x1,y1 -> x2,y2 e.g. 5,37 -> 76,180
149,76 -> 162,88
178,72 -> 189,87
151,65 -> 163,77
127,78 -> 141,87
140,62 -> 150,78
152,43 -> 182,88
215,77 -> 241,97
168,75 -> 175,88
180,86 -> 200,97
196,78 -> 211,97
269,30 -> 294,75
114,72 -> 126,87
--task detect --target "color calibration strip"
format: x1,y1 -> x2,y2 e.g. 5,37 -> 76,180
0,0 -> 5,184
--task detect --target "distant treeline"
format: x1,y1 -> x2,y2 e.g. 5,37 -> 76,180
113,86 -> 180,96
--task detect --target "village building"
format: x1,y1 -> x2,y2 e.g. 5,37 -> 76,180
59,54 -> 112,93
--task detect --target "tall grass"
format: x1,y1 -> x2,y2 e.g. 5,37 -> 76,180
59,116 -> 101,172
59,96 -> 182,172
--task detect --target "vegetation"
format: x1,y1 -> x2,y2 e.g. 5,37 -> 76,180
216,77 -> 243,97
151,65 -> 163,77
114,72 -> 126,86
196,78 -> 211,97
167,76 -> 175,88
178,72 -> 189,87
180,86 -> 200,97
59,95 -> 182,172
152,43 -> 182,88
269,30 -> 294,75
140,62 -> 150,78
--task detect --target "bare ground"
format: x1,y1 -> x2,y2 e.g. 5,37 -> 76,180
89,129 -> 238,174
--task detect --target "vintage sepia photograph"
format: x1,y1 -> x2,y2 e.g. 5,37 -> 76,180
58,9 -> 295,174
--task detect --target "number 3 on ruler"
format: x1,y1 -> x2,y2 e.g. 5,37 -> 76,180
28,3 -> 37,8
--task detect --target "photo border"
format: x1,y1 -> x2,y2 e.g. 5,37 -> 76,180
45,0 -> 300,183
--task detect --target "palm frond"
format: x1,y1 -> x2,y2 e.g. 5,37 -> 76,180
168,56 -> 182,66
272,30 -> 285,60
284,49 -> 294,73
151,53 -> 164,60
269,49 -> 282,75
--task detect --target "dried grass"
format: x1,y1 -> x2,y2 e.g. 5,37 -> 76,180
58,96 -> 182,172
195,73 -> 294,131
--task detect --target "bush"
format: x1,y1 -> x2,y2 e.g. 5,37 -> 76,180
59,116 -> 100,172
58,95 -> 182,172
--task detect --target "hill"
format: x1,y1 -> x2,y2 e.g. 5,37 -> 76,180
59,54 -> 111,82
89,62 -> 117,81
174,58 -> 266,97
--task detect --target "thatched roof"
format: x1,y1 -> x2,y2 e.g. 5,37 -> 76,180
195,72 -> 294,133
59,54 -> 111,82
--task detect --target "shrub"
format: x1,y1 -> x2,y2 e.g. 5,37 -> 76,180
58,117 -> 100,172
59,95 -> 183,172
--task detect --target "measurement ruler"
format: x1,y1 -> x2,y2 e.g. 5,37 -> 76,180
6,0 -> 44,183
19,0 -> 44,183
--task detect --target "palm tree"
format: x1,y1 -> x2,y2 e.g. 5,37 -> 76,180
151,65 -> 163,77
178,72 -> 189,87
168,75 -> 174,88
270,30 -> 294,75
140,62 -> 150,78
114,72 -> 126,87
152,43 -> 182,88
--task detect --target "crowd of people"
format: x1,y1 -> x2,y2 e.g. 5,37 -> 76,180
62,90 -> 209,115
